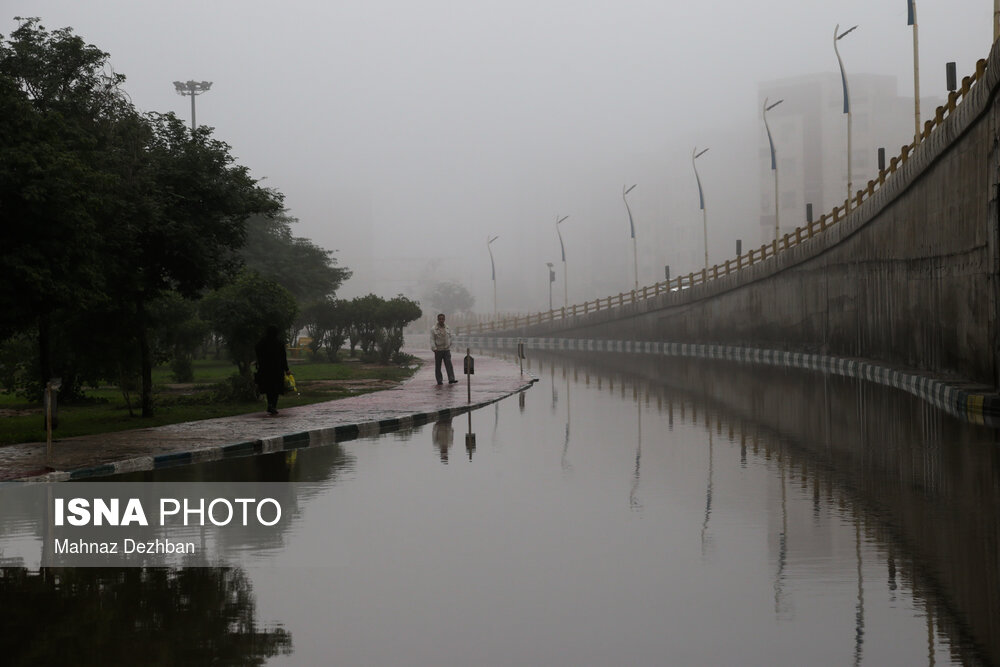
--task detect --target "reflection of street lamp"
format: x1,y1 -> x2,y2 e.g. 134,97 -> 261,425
692,147 -> 709,270
834,24 -> 858,212
545,262 -> 555,311
763,98 -> 784,240
623,184 -> 638,291
555,215 -> 569,308
487,235 -> 499,319
172,80 -> 213,130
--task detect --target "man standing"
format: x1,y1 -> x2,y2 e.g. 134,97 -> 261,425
430,313 -> 458,385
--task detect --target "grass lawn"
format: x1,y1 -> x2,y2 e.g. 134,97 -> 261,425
0,356 -> 419,446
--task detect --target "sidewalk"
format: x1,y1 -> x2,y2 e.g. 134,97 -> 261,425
0,351 -> 534,482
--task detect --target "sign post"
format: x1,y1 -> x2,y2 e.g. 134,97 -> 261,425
463,348 -> 475,403
45,378 -> 62,468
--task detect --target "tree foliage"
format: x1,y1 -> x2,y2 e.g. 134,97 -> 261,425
423,281 -> 474,315
373,295 -> 422,363
0,17 -> 123,372
299,298 -> 350,361
0,567 -> 291,664
0,19 -> 284,416
201,271 -> 298,376
241,211 -> 351,304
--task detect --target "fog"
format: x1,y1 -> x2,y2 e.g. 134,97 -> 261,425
7,1 -> 993,313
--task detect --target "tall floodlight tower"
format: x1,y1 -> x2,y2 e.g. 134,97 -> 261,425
173,80 -> 213,130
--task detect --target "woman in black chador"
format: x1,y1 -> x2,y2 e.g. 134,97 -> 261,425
254,325 -> 289,415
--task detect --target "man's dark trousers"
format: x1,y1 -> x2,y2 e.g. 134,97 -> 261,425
434,350 -> 456,383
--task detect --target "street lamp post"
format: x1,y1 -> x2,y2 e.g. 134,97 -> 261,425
546,262 -> 555,311
908,1 -> 921,145
692,147 -> 709,270
763,98 -> 784,240
487,236 -> 499,319
834,24 -> 858,212
623,184 -> 638,291
555,215 -> 569,308
172,80 -> 213,131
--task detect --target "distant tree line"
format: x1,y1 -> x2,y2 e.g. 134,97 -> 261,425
300,294 -> 421,365
0,18 -> 377,416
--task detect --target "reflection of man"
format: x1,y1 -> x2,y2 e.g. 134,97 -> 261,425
433,417 -> 454,463
430,313 -> 458,385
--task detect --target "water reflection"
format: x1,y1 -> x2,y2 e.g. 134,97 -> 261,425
0,567 -> 290,666
433,417 -> 454,463
3,347 -> 998,665
524,349 -> 1000,666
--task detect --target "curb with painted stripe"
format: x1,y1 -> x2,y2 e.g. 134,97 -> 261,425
458,335 -> 1000,427
16,378 -> 538,483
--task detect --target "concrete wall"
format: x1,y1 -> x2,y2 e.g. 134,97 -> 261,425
500,42 -> 1000,388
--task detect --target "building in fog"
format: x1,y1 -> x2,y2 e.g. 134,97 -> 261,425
757,73 -> 943,245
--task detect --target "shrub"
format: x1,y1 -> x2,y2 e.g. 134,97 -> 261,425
212,373 -> 259,402
170,355 -> 194,383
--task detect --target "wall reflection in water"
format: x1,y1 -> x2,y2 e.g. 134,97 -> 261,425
524,349 -> 1000,666
4,348 -> 999,665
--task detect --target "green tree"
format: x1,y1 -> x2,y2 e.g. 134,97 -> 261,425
423,281 -> 475,315
374,295 -> 422,363
347,294 -> 383,357
299,297 -> 350,361
201,271 -> 298,376
0,20 -> 283,416
0,18 -> 125,388
150,291 -> 209,383
104,111 -> 282,415
241,211 -> 351,304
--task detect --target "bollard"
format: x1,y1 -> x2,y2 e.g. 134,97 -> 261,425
45,377 -> 62,468
463,348 -> 475,403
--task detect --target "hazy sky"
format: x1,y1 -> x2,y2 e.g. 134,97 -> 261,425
6,1 -> 994,311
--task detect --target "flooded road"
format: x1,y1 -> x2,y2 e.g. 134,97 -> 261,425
3,350 -> 999,666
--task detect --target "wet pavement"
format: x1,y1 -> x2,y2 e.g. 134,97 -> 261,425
0,351 -> 533,482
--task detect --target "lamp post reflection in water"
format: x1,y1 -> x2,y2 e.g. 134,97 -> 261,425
701,423 -> 714,558
630,386 -> 642,510
562,369 -> 572,473
775,447 -> 788,615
